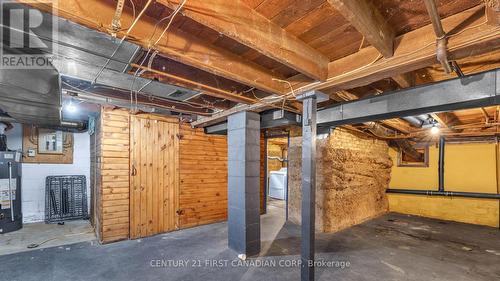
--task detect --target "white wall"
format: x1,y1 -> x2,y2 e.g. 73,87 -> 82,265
5,123 -> 91,223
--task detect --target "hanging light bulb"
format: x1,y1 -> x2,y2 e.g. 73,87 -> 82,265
430,124 -> 440,135
64,99 -> 77,113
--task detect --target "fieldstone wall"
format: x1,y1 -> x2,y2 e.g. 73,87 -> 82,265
288,128 -> 392,232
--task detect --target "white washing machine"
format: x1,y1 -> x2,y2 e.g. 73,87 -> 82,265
268,167 -> 287,200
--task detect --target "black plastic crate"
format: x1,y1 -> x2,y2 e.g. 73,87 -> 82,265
45,175 -> 88,223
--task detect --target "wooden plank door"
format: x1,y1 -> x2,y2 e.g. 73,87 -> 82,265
130,115 -> 179,239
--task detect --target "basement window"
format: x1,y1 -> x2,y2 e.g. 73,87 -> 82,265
397,146 -> 429,167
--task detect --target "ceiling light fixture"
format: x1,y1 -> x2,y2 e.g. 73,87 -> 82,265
64,100 -> 77,113
430,124 -> 440,135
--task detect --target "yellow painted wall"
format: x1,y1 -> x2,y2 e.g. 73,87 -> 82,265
444,144 -> 497,193
388,146 -> 438,190
389,143 -> 500,228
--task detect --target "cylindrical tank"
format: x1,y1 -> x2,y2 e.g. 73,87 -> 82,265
0,151 -> 22,233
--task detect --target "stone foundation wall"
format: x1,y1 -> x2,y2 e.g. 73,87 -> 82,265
288,128 -> 392,232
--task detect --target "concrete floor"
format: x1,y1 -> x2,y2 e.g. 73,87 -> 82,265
0,220 -> 96,256
267,197 -> 286,209
1,210 -> 499,281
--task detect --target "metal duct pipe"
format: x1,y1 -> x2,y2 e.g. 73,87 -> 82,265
423,0 -> 453,74
424,0 -> 446,38
401,116 -> 423,127
0,116 -> 16,123
70,91 -> 173,116
0,114 -> 87,132
386,189 -> 500,199
417,114 -> 431,121
0,123 -> 7,135
57,121 -> 88,132
436,39 -> 453,74
365,121 -> 424,162
364,121 -> 394,136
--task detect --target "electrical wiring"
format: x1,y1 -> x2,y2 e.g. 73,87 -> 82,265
142,0 -> 188,72
358,36 -> 365,51
143,0 -> 188,69
151,0 -> 188,47
272,78 -> 297,99
129,0 -> 188,112
250,89 -> 279,108
92,0 -> 154,84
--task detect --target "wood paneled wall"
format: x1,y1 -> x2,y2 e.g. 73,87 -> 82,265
89,114 -> 100,234
93,108 -> 231,242
260,133 -> 266,214
178,125 -> 228,228
93,108 -> 131,243
92,108 -> 270,242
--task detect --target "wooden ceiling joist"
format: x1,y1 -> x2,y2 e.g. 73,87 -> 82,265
299,5 -> 499,93
158,0 -> 329,81
486,0 -> 500,25
380,119 -> 412,135
431,112 -> 461,132
392,73 -> 415,89
21,0 -> 288,96
328,0 -> 395,58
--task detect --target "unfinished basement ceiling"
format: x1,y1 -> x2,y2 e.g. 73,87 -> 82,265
4,0 -> 497,140
1,2 -> 500,281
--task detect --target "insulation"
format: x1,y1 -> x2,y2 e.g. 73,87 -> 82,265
288,128 -> 392,232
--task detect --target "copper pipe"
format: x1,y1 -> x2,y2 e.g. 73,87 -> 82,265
423,0 -> 446,38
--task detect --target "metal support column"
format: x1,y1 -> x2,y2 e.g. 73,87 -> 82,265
438,136 -> 445,192
296,91 -> 328,281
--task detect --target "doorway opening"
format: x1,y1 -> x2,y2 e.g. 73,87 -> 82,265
265,134 -> 289,220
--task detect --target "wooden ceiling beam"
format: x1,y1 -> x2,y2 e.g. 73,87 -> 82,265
21,0 -> 287,96
158,0 -> 329,81
392,73 -> 415,89
486,0 -> 500,25
327,0 -> 395,58
297,5 -> 499,93
380,119 -> 412,135
431,112 -> 461,132
480,107 -> 491,123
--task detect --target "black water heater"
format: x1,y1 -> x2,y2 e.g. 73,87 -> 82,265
0,145 -> 22,233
